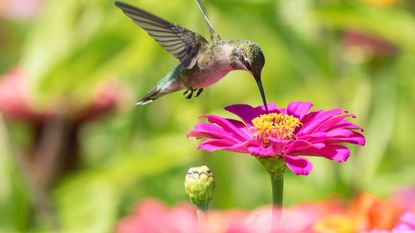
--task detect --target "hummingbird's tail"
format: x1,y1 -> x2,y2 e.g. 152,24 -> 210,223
136,79 -> 182,105
136,65 -> 183,105
136,89 -> 166,105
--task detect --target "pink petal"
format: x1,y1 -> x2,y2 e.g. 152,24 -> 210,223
224,104 -> 261,125
327,128 -> 356,138
327,129 -> 365,146
333,120 -> 364,131
247,145 -> 276,157
268,137 -> 291,155
284,155 -> 312,175
225,118 -> 252,136
344,134 -> 366,146
285,140 -> 317,154
187,122 -> 240,142
228,139 -> 258,153
224,103 -> 278,125
200,115 -> 249,141
286,101 -> 313,120
313,113 -> 356,133
295,144 -> 351,162
296,132 -> 328,144
254,103 -> 278,113
197,139 -> 235,152
299,109 -> 345,135
198,139 -> 255,154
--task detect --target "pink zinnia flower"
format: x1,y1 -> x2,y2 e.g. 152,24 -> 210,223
188,102 -> 365,175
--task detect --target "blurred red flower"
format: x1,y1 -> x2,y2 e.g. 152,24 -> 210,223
0,68 -> 49,122
0,68 -> 121,124
0,67 -> 123,189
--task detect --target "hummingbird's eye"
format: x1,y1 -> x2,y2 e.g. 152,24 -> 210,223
242,57 -> 251,71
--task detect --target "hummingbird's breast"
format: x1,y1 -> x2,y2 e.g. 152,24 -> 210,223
183,43 -> 235,89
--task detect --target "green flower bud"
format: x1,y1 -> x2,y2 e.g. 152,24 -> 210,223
184,166 -> 215,211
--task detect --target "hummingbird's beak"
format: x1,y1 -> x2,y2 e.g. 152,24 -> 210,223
254,75 -> 269,114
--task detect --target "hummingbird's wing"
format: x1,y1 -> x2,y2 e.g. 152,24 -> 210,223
195,0 -> 221,40
115,1 -> 208,69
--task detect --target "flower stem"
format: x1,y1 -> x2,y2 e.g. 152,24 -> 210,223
269,171 -> 284,224
257,157 -> 286,231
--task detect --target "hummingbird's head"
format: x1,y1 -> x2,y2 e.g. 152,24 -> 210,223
242,42 -> 265,79
236,41 -> 268,112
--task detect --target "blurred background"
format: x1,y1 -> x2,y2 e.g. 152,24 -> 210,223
0,0 -> 414,232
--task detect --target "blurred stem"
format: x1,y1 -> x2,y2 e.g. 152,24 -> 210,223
3,114 -> 83,230
196,208 -> 205,232
197,202 -> 209,212
4,120 -> 60,229
196,201 -> 209,231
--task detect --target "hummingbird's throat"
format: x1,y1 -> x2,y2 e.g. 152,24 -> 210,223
252,113 -> 302,147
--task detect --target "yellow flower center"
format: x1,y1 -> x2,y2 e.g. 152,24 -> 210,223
252,113 -> 302,147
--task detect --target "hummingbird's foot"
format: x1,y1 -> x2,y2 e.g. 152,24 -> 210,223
183,87 -> 195,99
195,88 -> 204,97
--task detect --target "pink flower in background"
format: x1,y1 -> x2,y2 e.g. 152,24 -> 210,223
394,212 -> 415,232
116,199 -> 327,233
116,198 -> 248,233
0,68 -> 49,122
393,188 -> 415,211
188,102 -> 365,175
116,199 -> 198,233
343,30 -> 398,61
0,0 -> 43,20
363,212 -> 415,233
116,192 -> 415,233
0,68 -> 122,124
234,203 -> 338,233
0,68 -> 124,188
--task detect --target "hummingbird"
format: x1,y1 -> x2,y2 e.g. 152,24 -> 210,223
115,0 -> 268,111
